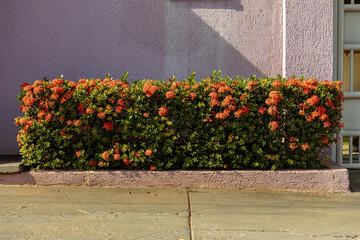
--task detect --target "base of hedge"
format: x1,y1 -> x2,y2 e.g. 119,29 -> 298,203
0,160 -> 349,192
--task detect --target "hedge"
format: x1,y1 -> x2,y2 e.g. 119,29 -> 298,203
14,72 -> 344,170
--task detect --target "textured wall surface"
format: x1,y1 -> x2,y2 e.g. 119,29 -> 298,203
1,1 -> 336,155
0,0 -> 283,154
285,0 -> 334,81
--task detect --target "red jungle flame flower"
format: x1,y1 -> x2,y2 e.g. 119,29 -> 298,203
158,106 -> 168,116
103,122 -> 114,131
145,149 -> 153,156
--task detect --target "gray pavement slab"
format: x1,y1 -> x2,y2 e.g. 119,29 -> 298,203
1,186 -> 360,240
0,155 -> 23,174
349,170 -> 360,192
0,162 -> 24,174
190,189 -> 360,240
0,186 -> 190,240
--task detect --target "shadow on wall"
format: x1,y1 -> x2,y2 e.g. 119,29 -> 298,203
0,0 -> 264,82
164,0 -> 264,79
0,0 -> 269,154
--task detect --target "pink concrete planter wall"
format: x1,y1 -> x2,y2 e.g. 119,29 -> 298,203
0,161 -> 349,192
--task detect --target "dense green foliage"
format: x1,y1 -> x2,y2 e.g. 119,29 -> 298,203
15,72 -> 343,170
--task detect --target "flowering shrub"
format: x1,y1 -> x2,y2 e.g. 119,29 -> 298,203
15,72 -> 343,170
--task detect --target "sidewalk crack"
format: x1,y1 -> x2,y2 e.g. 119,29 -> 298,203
186,188 -> 194,240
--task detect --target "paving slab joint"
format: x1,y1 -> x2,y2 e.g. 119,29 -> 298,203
186,189 -> 194,240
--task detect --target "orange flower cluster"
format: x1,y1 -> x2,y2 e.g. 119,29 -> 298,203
306,95 -> 319,106
23,85 -> 34,92
123,158 -> 131,165
258,107 -> 267,114
266,91 -> 282,105
89,160 -> 97,166
37,110 -> 46,119
51,87 -> 64,94
209,91 -> 218,99
158,106 -> 168,116
52,78 -> 64,85
76,151 -> 82,158
234,106 -> 249,118
170,81 -> 182,90
221,95 -> 233,106
189,92 -> 197,100
102,151 -> 110,160
143,82 -> 160,97
218,85 -> 233,94
210,81 -> 233,94
33,86 -> 42,94
74,119 -> 82,126
305,106 -> 329,123
166,90 -> 175,99
215,109 -> 231,119
239,94 -> 247,101
289,137 -> 298,149
68,81 -> 77,88
300,78 -> 318,94
269,121 -> 279,131
247,81 -> 259,91
290,143 -> 298,149
333,81 -> 343,91
268,106 -> 277,116
182,82 -> 191,90
60,92 -> 72,103
77,104 -> 85,115
103,122 -> 114,131
325,99 -> 336,110
265,155 -> 276,160
15,117 -> 34,134
323,121 -> 331,128
44,113 -> 52,122
284,78 -> 301,88
203,113 -> 214,122
301,143 -> 310,151
209,92 -> 219,107
14,118 -> 27,126
97,111 -> 106,118
298,103 -> 309,116
272,80 -> 282,88
86,107 -> 95,114
98,161 -> 108,167
21,83 -> 30,89
145,149 -> 152,156
115,99 -> 126,113
22,96 -> 35,106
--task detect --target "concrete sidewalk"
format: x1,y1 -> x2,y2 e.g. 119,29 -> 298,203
0,186 -> 360,240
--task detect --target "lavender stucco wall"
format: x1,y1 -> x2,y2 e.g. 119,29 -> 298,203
0,0 -> 334,155
0,0 -> 283,154
285,0 -> 334,81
